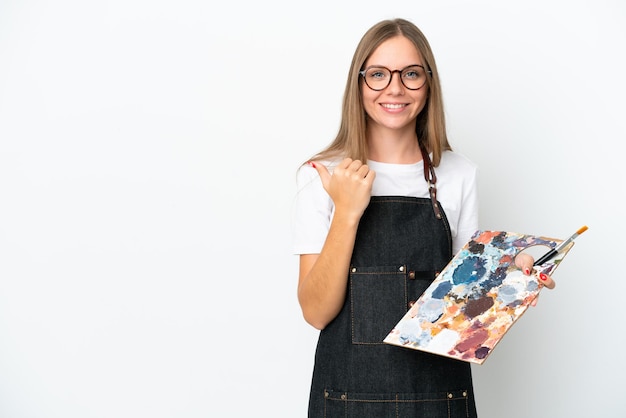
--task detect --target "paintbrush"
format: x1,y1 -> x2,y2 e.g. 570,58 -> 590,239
533,225 -> 588,266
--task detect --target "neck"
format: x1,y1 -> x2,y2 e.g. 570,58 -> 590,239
367,127 -> 422,164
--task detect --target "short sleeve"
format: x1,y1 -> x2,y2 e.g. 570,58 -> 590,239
452,164 -> 479,254
291,165 -> 334,255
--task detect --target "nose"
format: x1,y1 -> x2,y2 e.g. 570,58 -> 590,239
387,70 -> 405,93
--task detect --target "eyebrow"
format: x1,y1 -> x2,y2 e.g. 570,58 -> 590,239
363,64 -> 424,70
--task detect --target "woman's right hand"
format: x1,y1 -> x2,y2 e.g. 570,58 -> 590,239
309,158 -> 375,222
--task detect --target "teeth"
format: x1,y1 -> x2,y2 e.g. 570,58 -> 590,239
382,104 -> 405,109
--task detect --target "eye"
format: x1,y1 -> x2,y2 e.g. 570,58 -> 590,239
367,68 -> 389,80
403,67 -> 422,80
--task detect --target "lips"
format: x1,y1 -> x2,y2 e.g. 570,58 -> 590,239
381,103 -> 407,109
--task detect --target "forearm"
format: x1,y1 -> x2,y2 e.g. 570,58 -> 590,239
298,213 -> 360,330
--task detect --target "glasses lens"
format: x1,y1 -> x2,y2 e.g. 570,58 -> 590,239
363,67 -> 391,91
401,66 -> 427,90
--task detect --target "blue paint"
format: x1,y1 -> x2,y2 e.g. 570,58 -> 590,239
432,281 -> 452,299
418,299 -> 446,322
480,266 -> 508,291
497,284 -> 520,305
452,256 -> 487,285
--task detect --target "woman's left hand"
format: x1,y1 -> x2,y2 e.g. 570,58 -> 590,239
515,252 -> 555,306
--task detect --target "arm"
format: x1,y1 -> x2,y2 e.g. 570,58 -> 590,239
297,159 -> 375,330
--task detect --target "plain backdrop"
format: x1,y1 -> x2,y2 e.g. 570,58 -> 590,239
1,1 -> 624,417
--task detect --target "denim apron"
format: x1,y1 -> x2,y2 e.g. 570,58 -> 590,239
307,196 -> 478,417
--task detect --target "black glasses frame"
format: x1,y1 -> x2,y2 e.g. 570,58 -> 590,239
359,64 -> 431,91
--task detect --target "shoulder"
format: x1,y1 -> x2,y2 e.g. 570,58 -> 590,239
296,159 -> 341,187
439,150 -> 477,169
437,150 -> 478,177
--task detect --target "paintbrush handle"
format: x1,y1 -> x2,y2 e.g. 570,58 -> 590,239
533,249 -> 558,266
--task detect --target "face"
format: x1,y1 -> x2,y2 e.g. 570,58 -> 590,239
361,36 -> 428,135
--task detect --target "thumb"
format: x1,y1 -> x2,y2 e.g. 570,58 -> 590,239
308,161 -> 331,190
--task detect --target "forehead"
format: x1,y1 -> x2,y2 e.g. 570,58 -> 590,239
365,36 -> 423,68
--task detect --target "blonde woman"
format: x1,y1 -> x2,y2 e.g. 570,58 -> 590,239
292,18 -> 553,417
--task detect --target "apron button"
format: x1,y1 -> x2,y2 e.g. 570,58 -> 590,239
408,271 -> 415,279
447,393 -> 453,399
324,391 -> 329,398
340,393 -> 347,400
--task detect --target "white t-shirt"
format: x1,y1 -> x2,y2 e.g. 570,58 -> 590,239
292,150 -> 479,256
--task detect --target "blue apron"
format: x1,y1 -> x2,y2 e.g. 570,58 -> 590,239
307,196 -> 478,417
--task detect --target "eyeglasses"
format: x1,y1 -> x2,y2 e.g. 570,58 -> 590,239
359,64 -> 430,91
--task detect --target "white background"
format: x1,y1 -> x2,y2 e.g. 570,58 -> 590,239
1,1 -> 624,417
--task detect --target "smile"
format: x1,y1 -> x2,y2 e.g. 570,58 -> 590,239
381,103 -> 407,109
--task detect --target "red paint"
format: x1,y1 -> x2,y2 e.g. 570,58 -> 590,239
455,329 -> 489,353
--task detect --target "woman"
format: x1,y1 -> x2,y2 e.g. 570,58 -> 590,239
292,18 -> 554,417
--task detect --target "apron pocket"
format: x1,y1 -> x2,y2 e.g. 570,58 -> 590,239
350,265 -> 407,344
324,388 -> 472,418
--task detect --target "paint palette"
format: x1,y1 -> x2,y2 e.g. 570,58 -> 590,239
383,230 -> 574,364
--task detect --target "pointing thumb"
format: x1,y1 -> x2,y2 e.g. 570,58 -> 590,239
308,161 -> 331,190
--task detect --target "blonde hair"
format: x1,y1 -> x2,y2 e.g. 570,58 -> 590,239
309,18 -> 451,166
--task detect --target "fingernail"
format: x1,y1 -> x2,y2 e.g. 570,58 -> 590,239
539,273 -> 548,281
523,267 -> 530,275
307,161 -> 316,168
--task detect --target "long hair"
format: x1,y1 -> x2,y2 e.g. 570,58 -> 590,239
309,18 -> 451,166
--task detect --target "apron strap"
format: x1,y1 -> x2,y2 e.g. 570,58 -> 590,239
420,146 -> 442,220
